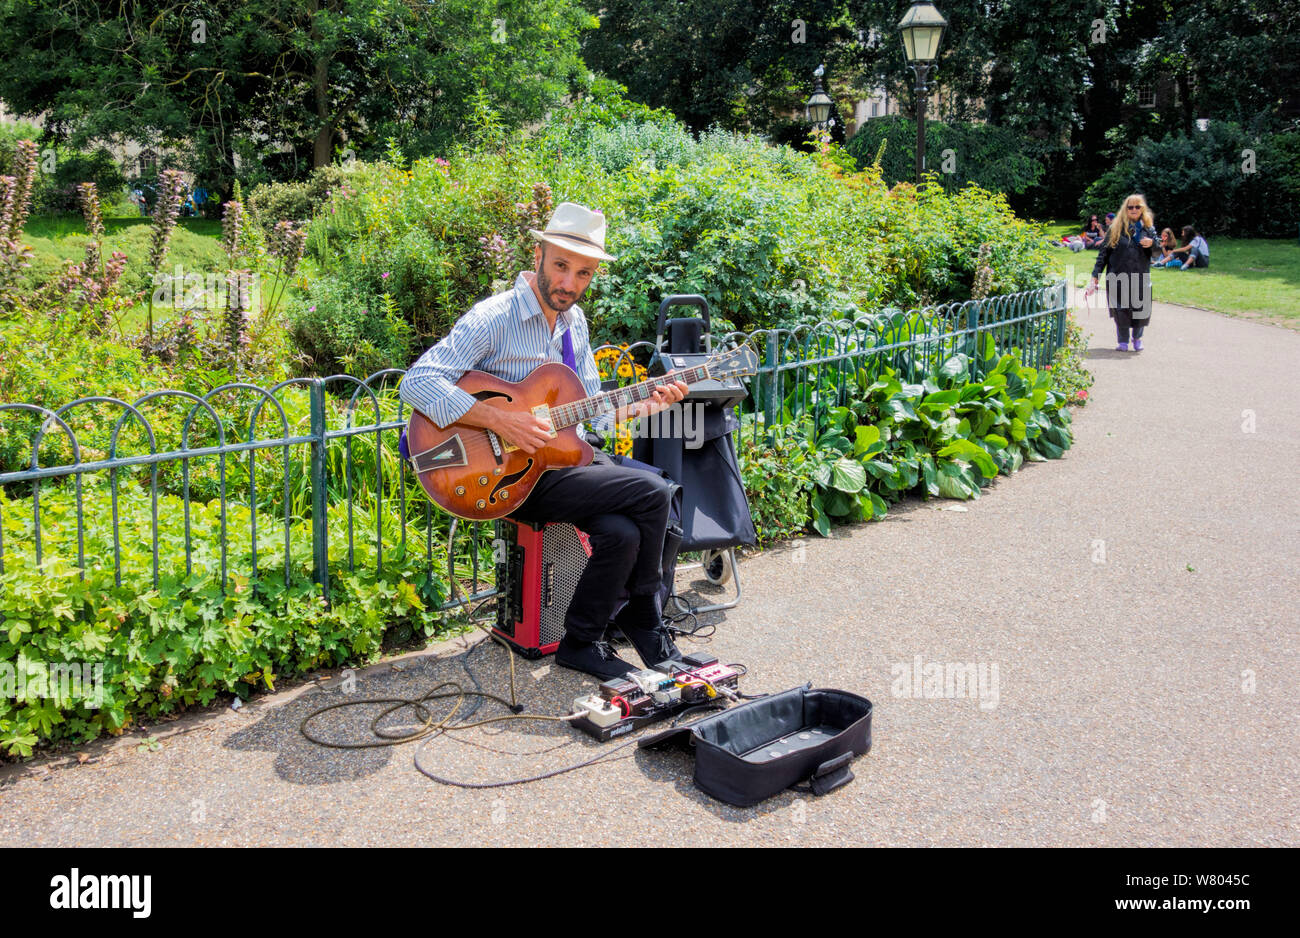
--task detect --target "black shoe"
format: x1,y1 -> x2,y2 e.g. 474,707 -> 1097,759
555,636 -> 637,680
612,594 -> 684,669
616,623 -> 684,670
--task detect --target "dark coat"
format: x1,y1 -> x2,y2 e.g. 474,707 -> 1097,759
1092,223 -> 1159,321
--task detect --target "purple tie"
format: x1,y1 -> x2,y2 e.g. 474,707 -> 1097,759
561,326 -> 577,372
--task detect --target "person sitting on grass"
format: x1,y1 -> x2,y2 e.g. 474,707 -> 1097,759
1151,228 -> 1179,267
1166,226 -> 1209,269
1082,214 -> 1106,248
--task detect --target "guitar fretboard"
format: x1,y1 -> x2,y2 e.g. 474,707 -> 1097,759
550,363 -> 713,428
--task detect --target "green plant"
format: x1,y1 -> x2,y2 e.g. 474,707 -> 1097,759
847,116 -> 1046,196
736,424 -> 815,543
0,477 -> 455,758
245,166 -> 349,233
1079,124 -> 1300,237
1046,313 -> 1095,406
747,338 -> 1075,537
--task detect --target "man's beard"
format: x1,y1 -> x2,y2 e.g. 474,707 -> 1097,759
536,266 -> 579,312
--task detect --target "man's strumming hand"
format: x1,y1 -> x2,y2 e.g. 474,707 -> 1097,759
483,407 -> 553,454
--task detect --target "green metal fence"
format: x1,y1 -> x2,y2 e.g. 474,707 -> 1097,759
738,280 -> 1070,441
0,280 -> 1068,615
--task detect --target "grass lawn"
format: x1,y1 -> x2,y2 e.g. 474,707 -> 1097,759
1036,219 -> 1300,330
18,215 -> 286,334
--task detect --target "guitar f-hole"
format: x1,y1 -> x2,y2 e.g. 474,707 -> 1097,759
490,460 -> 533,503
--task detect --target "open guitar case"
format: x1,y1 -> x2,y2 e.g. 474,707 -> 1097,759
639,683 -> 874,807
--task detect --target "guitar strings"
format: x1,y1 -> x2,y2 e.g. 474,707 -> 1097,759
432,356 -> 729,466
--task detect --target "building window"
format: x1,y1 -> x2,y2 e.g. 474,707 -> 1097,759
1137,86 -> 1155,109
138,149 -> 157,176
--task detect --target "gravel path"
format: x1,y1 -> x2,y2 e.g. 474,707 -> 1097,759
2,300 -> 1296,847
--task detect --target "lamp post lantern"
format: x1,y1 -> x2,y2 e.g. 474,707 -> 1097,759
898,1 -> 948,185
805,64 -> 833,133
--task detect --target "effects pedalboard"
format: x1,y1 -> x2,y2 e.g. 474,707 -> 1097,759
571,652 -> 742,741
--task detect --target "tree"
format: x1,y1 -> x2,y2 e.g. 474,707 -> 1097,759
579,0 -> 866,139
0,0 -> 596,195
1135,0 -> 1300,136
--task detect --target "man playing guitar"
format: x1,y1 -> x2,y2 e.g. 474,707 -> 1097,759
399,203 -> 690,680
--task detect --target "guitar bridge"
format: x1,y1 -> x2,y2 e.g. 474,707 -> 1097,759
485,429 -> 504,464
501,404 -> 557,453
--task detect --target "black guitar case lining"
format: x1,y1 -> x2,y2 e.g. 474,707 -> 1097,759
639,684 -> 873,807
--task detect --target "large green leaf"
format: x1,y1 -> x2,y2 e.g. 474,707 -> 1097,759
935,461 -> 976,500
921,389 -> 961,408
864,458 -> 896,480
1036,437 -> 1065,459
937,440 -> 997,479
853,424 -> 883,457
822,488 -> 857,517
887,397 -> 917,421
830,456 -> 868,493
810,500 -> 831,537
939,354 -> 969,382
858,491 -> 889,520
919,454 -> 938,496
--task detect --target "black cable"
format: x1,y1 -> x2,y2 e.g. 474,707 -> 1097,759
300,633 -> 647,787
665,608 -> 716,640
670,702 -> 728,727
300,622 -> 762,787
414,732 -> 642,789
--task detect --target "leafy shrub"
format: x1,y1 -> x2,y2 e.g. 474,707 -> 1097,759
1046,313 -> 1094,406
0,126 -> 126,216
1079,123 -> 1300,236
289,101 -> 1055,370
736,427 -> 815,544
246,165 -> 350,233
738,337 -> 1075,537
0,478 -> 453,757
846,117 -> 1046,196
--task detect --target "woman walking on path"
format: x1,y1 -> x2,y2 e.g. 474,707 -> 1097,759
1088,194 -> 1158,351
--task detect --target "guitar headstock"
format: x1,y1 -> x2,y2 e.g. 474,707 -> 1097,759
706,342 -> 759,381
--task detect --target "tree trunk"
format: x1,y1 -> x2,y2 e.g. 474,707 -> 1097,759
310,0 -> 334,169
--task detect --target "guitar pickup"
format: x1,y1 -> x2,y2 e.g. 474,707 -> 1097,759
501,405 -> 557,453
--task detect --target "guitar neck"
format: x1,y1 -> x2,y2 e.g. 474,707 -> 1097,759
548,362 -> 712,430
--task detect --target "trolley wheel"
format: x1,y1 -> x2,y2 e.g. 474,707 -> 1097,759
702,549 -> 732,586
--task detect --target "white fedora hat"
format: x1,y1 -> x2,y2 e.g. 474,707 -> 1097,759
529,201 -> 617,262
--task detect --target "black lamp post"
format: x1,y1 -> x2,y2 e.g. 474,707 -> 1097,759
805,65 -> 833,133
898,1 -> 948,185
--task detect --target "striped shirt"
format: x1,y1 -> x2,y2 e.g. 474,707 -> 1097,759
399,272 -> 611,433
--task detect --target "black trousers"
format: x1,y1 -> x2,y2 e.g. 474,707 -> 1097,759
1106,270 -> 1152,343
512,450 -> 673,642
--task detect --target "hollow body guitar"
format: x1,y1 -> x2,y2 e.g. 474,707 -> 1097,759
405,344 -> 757,521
